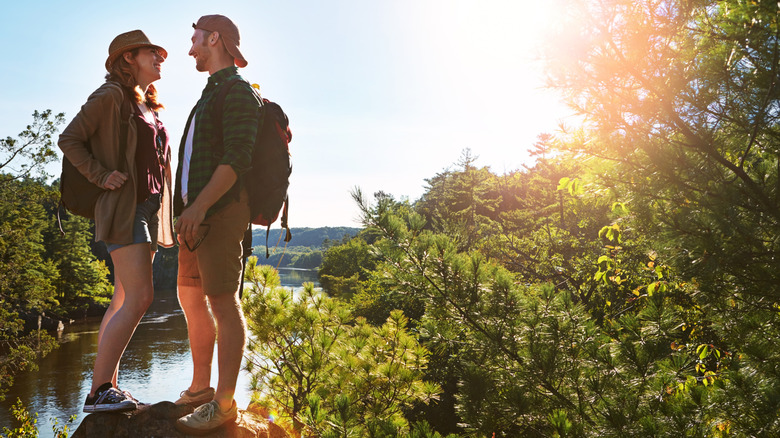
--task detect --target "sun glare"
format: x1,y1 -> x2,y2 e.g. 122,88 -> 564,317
399,0 -> 568,170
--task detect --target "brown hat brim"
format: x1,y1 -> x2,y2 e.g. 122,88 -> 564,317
106,44 -> 168,71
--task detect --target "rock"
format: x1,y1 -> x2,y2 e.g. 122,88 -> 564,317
71,401 -> 290,438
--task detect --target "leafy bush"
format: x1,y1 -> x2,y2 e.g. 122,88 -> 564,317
242,261 -> 440,436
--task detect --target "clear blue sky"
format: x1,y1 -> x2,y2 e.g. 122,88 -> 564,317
1,0 -> 570,227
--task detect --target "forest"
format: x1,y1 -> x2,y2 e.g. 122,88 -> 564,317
2,0 -> 779,436
243,0 -> 780,436
0,108 -> 114,401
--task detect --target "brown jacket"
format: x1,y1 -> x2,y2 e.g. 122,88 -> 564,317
58,81 -> 174,247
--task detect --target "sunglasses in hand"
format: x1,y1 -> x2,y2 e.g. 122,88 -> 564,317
184,224 -> 211,252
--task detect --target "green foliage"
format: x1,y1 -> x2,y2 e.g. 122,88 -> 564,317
0,179 -> 60,311
416,149 -> 500,252
288,249 -> 322,269
0,305 -> 57,403
46,214 -> 113,313
318,236 -> 376,299
0,398 -> 72,438
1,399 -> 38,438
251,227 -> 361,249
544,0 -> 780,434
356,198 -> 592,435
242,261 -> 440,436
0,110 -> 112,409
0,110 -> 63,181
269,1 -> 780,435
255,245 -> 323,269
1,110 -> 111,313
546,0 -> 780,298
252,227 -> 362,269
353,178 -> 780,436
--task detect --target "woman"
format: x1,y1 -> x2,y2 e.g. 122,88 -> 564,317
58,30 -> 175,413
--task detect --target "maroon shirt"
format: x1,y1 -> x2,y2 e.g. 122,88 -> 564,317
133,107 -> 169,204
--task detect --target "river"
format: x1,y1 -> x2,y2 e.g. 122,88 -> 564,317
0,268 -> 319,435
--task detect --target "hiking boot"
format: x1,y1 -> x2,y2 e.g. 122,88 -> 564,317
175,400 -> 238,435
174,387 -> 215,407
83,382 -> 137,413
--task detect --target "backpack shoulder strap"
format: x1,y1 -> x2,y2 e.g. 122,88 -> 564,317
213,78 -> 245,151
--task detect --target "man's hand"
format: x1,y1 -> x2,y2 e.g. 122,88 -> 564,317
175,164 -> 238,247
175,202 -> 208,246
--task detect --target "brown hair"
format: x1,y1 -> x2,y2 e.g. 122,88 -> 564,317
104,48 -> 164,111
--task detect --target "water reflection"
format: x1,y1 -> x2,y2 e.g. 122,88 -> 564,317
0,268 -> 318,436
263,267 -> 319,288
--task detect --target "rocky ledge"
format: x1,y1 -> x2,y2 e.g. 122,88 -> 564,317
71,401 -> 289,438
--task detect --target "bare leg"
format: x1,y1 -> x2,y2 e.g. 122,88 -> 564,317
178,284 -> 216,393
89,244 -> 154,396
97,278 -> 124,388
207,291 -> 246,412
95,250 -> 157,390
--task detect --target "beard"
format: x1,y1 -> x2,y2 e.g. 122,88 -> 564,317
194,40 -> 210,72
195,56 -> 208,72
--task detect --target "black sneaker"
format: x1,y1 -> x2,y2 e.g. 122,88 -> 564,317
83,382 -> 137,413
120,388 -> 149,407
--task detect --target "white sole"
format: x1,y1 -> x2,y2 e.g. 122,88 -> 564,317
83,402 -> 137,413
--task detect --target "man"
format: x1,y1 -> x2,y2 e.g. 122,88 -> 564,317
173,14 -> 260,434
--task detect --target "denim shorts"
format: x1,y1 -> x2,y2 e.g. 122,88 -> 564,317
105,194 -> 161,253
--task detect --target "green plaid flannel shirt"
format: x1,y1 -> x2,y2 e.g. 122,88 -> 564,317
174,67 -> 260,218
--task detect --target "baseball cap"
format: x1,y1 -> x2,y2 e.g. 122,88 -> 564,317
192,14 -> 248,68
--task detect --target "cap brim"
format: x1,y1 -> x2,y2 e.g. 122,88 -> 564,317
224,40 -> 247,68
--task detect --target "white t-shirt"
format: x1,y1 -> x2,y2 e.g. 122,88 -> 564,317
181,115 -> 197,206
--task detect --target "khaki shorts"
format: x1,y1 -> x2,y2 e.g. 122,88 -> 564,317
177,191 -> 249,296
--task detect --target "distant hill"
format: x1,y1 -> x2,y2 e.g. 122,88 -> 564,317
249,226 -> 362,269
251,226 -> 362,249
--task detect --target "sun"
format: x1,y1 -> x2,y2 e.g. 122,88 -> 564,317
392,0 -> 569,170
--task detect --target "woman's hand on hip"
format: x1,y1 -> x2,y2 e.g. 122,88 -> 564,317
103,170 -> 128,190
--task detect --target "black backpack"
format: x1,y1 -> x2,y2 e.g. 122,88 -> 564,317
58,86 -> 131,231
214,78 -> 293,258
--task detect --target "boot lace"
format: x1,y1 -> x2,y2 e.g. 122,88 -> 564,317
193,401 -> 217,422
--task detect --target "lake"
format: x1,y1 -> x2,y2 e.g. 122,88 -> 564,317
0,267 -> 319,435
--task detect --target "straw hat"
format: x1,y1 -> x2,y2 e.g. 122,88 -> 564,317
105,30 -> 168,71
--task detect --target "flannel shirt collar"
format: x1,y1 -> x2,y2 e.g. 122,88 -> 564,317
206,66 -> 240,91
